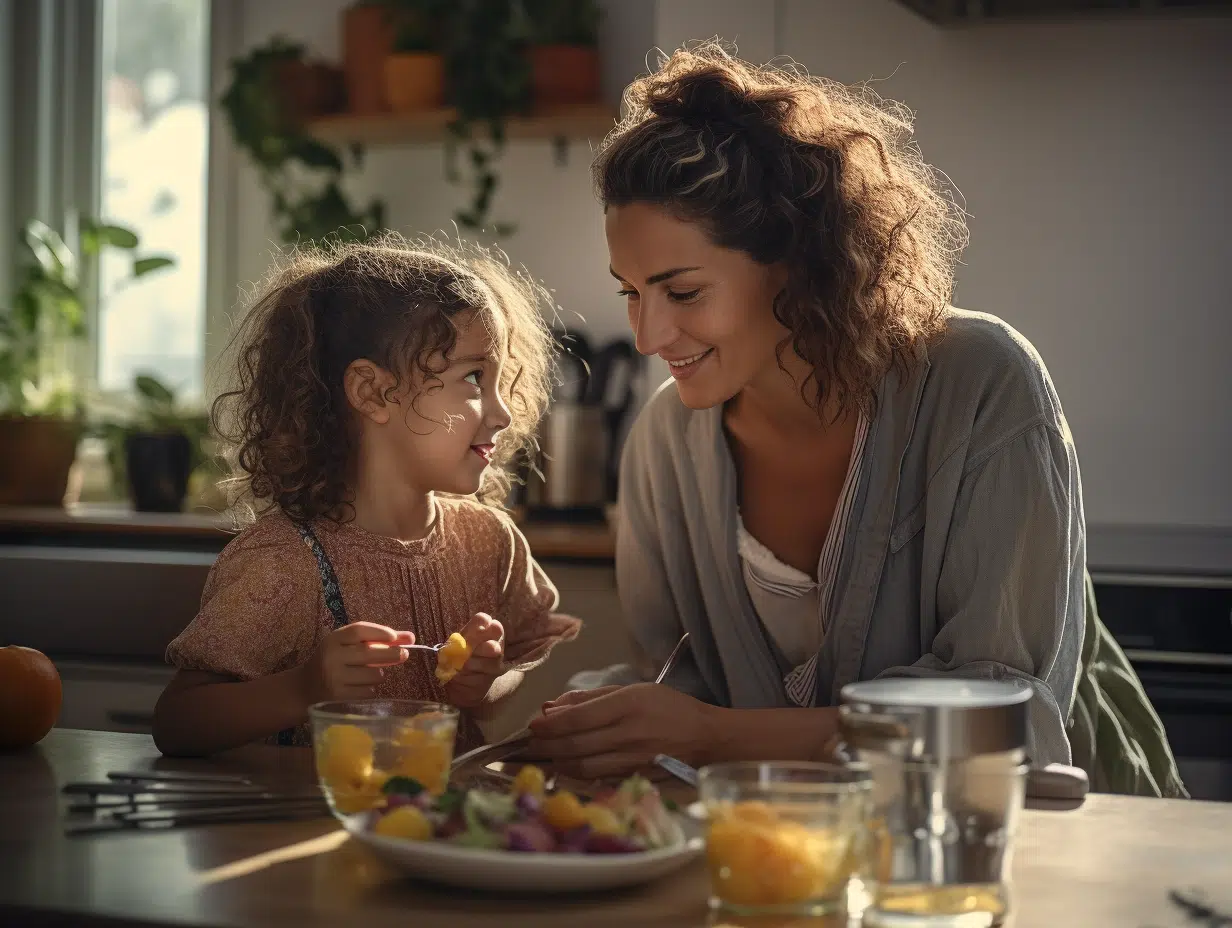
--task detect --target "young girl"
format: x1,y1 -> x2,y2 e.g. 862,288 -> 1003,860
153,235 -> 580,756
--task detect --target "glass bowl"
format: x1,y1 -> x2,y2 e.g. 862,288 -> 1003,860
698,760 -> 873,917
308,699 -> 459,818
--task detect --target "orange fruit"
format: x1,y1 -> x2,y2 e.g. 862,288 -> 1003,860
0,646 -> 62,750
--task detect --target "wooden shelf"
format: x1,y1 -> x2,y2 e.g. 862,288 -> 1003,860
307,103 -> 618,147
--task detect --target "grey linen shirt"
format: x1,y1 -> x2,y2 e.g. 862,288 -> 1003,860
614,308 -> 1085,766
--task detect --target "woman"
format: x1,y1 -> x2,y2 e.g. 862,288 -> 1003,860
528,43 -> 1185,797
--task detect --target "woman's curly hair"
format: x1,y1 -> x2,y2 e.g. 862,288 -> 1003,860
595,41 -> 968,415
212,233 -> 554,525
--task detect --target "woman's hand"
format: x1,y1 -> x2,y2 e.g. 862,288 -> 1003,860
300,621 -> 413,705
527,683 -> 719,780
444,613 -> 505,709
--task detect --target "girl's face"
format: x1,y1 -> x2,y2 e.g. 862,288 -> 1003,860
348,313 -> 512,497
605,202 -> 789,410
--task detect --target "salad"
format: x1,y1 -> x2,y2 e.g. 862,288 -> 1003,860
367,765 -> 684,854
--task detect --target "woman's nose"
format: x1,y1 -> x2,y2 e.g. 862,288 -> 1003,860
630,297 -> 679,357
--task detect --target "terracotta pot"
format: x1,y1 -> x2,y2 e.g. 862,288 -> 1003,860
383,53 -> 444,113
273,59 -> 346,128
342,3 -> 395,115
0,416 -> 80,506
530,45 -> 601,105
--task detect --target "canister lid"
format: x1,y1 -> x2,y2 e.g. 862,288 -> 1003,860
841,678 -> 1032,709
839,678 -> 1032,760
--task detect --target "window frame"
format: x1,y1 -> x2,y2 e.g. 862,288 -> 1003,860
4,0 -> 228,404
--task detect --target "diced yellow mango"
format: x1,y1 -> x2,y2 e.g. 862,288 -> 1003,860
542,791 -> 589,831
373,806 -> 433,841
581,804 -> 625,836
434,632 -> 472,684
706,803 -> 851,907
512,764 -> 547,797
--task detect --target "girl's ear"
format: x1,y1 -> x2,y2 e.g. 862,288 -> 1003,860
344,359 -> 397,424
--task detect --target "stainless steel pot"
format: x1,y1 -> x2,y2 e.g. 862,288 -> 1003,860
524,402 -> 608,510
838,678 -> 1083,925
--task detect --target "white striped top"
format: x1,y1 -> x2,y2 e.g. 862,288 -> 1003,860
735,413 -> 871,707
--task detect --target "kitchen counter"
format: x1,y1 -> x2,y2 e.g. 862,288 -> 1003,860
0,504 -> 617,561
3,730 -> 1231,928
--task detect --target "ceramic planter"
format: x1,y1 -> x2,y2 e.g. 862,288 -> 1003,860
124,431 -> 192,513
530,45 -> 601,105
343,3 -> 395,114
384,52 -> 445,112
0,416 -> 80,507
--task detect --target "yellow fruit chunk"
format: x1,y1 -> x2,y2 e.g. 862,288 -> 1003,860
512,764 -> 546,797
434,632 -> 472,684
394,737 -> 451,795
706,802 -> 851,907
542,791 -> 589,831
373,806 -> 433,841
317,724 -> 375,793
581,804 -> 625,836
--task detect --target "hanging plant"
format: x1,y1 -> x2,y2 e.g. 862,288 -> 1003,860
219,38 -> 385,245
438,0 -> 534,235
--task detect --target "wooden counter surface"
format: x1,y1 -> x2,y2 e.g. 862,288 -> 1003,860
3,730 -> 1230,928
0,504 -> 616,561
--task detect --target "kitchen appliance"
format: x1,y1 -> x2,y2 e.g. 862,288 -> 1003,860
522,331 -> 640,522
838,678 -> 1035,926
1091,570 -> 1232,801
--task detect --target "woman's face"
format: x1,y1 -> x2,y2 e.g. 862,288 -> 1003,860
605,202 -> 788,410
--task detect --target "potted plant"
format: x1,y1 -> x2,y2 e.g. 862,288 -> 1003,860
95,374 -> 211,513
221,38 -> 385,245
440,0 -> 534,233
0,220 -> 173,506
343,2 -> 397,115
525,0 -> 602,105
383,0 -> 448,112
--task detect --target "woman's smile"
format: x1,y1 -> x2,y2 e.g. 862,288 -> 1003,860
664,347 -> 714,380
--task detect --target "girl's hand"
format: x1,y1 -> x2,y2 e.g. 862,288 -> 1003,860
300,621 -> 413,705
443,613 -> 504,709
527,683 -> 719,780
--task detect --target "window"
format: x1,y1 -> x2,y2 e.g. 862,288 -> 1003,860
96,0 -> 210,398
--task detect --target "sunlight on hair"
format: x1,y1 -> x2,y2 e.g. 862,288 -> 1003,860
208,232 -> 561,527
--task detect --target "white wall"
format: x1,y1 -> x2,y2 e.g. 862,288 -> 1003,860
224,0 -> 649,367
778,0 -> 1232,530
217,0 -> 1232,532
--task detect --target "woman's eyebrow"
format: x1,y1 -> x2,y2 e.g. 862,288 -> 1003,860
609,265 -> 702,285
450,353 -> 491,364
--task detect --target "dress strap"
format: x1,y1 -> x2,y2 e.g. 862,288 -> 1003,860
296,521 -> 350,630
275,521 -> 350,748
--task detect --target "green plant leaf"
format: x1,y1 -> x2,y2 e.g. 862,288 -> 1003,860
134,373 -> 177,406
133,256 -> 176,277
81,220 -> 140,252
290,138 -> 344,172
382,776 -> 425,797
24,220 -> 77,286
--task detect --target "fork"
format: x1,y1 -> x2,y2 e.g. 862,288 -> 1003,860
448,632 -> 693,774
369,641 -> 445,654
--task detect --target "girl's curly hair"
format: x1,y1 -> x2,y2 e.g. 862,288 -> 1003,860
212,233 -> 554,525
595,41 -> 968,415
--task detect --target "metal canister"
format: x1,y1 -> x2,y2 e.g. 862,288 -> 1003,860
524,402 -> 609,513
839,678 -> 1032,926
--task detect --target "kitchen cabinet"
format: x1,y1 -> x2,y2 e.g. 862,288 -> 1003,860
56,660 -> 175,735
